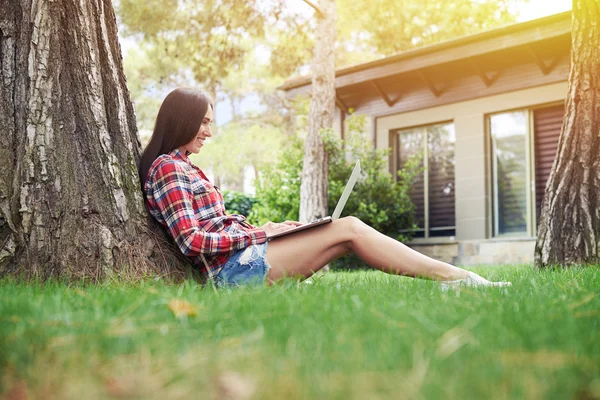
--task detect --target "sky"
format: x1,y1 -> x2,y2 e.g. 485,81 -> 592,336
516,0 -> 572,21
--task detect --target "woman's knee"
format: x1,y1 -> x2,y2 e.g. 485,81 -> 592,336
339,216 -> 369,238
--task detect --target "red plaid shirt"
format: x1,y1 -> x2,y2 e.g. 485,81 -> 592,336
144,149 -> 267,279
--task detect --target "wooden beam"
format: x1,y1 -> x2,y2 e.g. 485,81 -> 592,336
335,94 -> 349,114
370,80 -> 399,107
416,69 -> 444,97
527,44 -> 561,75
468,58 -> 500,87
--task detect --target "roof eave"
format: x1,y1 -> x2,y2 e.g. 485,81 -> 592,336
278,11 -> 572,92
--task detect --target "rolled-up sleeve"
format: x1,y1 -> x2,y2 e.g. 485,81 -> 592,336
151,160 -> 267,257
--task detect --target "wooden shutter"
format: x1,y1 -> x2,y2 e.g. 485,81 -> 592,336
534,104 -> 564,224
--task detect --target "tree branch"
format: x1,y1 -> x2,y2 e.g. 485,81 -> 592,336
302,0 -> 323,18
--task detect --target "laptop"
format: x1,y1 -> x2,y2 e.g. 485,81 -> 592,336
267,159 -> 361,240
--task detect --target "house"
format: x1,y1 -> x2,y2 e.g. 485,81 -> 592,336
279,12 -> 571,265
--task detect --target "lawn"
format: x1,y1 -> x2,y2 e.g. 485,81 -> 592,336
1,265 -> 599,399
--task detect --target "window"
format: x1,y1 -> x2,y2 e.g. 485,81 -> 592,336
395,122 -> 456,238
490,111 -> 529,236
489,104 -> 563,237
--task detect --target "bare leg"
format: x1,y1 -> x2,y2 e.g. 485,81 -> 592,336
265,216 -> 468,283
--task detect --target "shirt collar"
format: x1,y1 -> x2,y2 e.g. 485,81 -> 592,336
169,149 -> 211,178
167,149 -> 209,181
169,148 -> 193,165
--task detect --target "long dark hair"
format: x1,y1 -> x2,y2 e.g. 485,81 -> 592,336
138,88 -> 212,189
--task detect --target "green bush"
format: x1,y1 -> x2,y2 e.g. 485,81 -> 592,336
251,114 -> 423,270
326,115 -> 422,243
222,190 -> 259,218
250,134 -> 305,225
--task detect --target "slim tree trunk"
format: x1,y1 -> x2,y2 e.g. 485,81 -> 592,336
0,0 -> 188,280
299,0 -> 336,223
534,0 -> 600,267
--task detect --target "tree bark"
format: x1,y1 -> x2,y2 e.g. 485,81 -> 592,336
534,0 -> 600,267
0,0 -> 189,280
299,0 -> 336,223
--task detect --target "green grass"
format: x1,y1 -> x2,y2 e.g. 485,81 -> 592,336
1,266 -> 599,399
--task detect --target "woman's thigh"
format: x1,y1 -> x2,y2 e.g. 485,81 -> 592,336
265,217 -> 358,282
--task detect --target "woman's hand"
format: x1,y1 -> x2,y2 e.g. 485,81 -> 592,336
282,220 -> 303,227
261,221 -> 303,236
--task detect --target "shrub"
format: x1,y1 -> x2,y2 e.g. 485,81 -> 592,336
251,113 -> 423,269
326,115 -> 422,243
222,190 -> 259,218
250,135 -> 305,225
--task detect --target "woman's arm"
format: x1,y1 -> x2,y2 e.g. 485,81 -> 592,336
151,160 -> 267,257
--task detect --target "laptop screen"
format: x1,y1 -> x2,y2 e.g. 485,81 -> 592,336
331,159 -> 361,220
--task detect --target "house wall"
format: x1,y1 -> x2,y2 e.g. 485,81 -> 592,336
369,81 -> 568,265
284,14 -> 571,266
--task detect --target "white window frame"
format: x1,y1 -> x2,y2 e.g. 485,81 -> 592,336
488,108 -> 537,238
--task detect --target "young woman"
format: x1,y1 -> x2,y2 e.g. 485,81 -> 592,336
139,88 -> 511,288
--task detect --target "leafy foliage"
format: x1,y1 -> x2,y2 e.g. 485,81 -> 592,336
251,114 -> 423,245
119,0 -> 521,129
118,0 -> 520,205
122,46 -> 163,134
222,190 -> 259,218
327,115 -> 423,240
337,0 -> 520,57
250,135 -> 305,225
119,0 -> 266,86
118,0 -> 269,119
189,120 -> 284,191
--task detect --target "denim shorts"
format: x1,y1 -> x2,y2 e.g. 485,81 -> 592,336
215,243 -> 270,288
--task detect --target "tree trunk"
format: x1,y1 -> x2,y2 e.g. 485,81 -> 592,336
534,0 -> 600,267
0,0 -> 189,280
299,0 -> 336,223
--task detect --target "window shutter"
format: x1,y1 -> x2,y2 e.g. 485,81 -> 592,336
534,104 -> 564,224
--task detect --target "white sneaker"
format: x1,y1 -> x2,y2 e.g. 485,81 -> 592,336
440,271 -> 512,290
